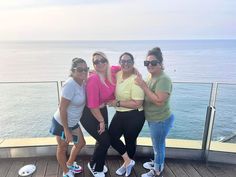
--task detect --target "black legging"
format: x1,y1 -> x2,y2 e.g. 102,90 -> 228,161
80,106 -> 110,172
109,109 -> 145,159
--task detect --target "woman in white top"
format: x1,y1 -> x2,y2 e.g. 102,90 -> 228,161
50,58 -> 89,177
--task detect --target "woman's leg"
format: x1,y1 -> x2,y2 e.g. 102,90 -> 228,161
123,110 -> 145,159
67,126 -> 86,165
109,112 -> 126,155
56,136 -> 69,174
80,106 -> 110,172
148,114 -> 174,173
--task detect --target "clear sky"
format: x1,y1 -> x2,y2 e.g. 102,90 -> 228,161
0,0 -> 235,40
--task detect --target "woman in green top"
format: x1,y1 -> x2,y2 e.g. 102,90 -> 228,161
135,47 -> 174,177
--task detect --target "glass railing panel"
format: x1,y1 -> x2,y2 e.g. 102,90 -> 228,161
0,82 -> 58,139
211,83 -> 236,152
137,82 -> 212,149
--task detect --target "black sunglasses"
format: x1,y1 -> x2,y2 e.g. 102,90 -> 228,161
93,58 -> 107,65
74,67 -> 89,73
119,59 -> 133,65
144,60 -> 160,67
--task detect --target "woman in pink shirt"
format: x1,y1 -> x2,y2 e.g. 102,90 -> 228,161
80,51 -> 120,177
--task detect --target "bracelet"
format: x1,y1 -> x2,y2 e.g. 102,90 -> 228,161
116,100 -> 121,107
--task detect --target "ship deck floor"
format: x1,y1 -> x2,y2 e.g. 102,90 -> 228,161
0,155 -> 236,177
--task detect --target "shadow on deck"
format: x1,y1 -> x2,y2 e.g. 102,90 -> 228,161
1,156 -> 236,177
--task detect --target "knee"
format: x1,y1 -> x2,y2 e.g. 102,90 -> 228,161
57,143 -> 68,153
101,138 -> 110,149
74,138 -> 86,149
81,139 -> 86,147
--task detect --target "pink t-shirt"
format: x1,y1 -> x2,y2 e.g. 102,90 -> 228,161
86,65 -> 121,108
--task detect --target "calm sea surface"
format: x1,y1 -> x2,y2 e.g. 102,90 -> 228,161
0,40 -> 236,141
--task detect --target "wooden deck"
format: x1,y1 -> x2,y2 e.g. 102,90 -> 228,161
0,156 -> 236,177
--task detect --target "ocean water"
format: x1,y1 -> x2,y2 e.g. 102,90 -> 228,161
0,40 -> 236,142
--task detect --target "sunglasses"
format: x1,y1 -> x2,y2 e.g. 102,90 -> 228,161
74,67 -> 89,73
119,59 -> 133,65
93,58 -> 107,65
144,60 -> 161,67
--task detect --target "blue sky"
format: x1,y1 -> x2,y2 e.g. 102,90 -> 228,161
0,0 -> 235,40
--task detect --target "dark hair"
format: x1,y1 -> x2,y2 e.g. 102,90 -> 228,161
119,52 -> 134,62
70,58 -> 87,76
147,47 -> 163,64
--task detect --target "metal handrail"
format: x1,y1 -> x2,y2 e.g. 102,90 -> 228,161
0,81 -> 235,161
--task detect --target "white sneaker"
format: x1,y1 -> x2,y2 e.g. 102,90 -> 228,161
103,165 -> 108,173
116,164 -> 126,175
125,160 -> 135,177
92,163 -> 108,173
63,170 -> 74,177
88,162 -> 105,177
142,170 -> 163,177
67,161 -> 82,174
143,160 -> 154,170
141,170 -> 155,177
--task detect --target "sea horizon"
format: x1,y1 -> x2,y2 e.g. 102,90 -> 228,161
0,40 -> 235,141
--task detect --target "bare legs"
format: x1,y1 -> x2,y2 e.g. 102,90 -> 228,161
56,127 -> 86,174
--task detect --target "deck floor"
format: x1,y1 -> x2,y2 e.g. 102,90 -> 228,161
0,156 -> 236,177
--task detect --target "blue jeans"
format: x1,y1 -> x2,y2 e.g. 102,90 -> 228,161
148,114 -> 174,172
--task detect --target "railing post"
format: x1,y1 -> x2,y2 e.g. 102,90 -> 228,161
56,81 -> 61,104
202,82 -> 218,161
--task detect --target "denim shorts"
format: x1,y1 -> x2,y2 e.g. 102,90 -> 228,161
49,117 -> 80,136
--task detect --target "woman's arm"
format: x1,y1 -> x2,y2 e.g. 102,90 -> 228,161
135,75 -> 169,106
89,108 -> 105,123
108,99 -> 143,109
142,84 -> 169,106
90,108 -> 105,135
59,97 -> 73,143
86,75 -> 106,134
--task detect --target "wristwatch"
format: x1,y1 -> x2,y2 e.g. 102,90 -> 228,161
116,100 -> 120,107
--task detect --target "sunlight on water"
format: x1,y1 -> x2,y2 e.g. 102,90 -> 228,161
0,40 -> 236,142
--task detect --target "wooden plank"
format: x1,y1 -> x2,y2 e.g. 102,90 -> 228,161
167,160 -> 189,177
220,164 -> 236,177
44,157 -> 58,177
133,157 -> 150,177
207,163 -> 230,177
1,156 -> 236,177
0,158 -> 13,177
191,161 -> 215,177
31,158 -> 48,177
5,159 -> 24,177
163,162 -> 175,177
179,160 -> 202,177
82,157 -> 93,177
57,166 -> 63,177
106,156 -> 122,177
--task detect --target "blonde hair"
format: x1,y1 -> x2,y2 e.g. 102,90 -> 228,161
92,51 -> 114,86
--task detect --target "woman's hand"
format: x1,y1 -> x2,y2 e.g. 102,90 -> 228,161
64,129 -> 73,143
98,121 -> 105,135
135,74 -> 146,89
107,100 -> 116,107
133,67 -> 141,76
90,108 -> 107,135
